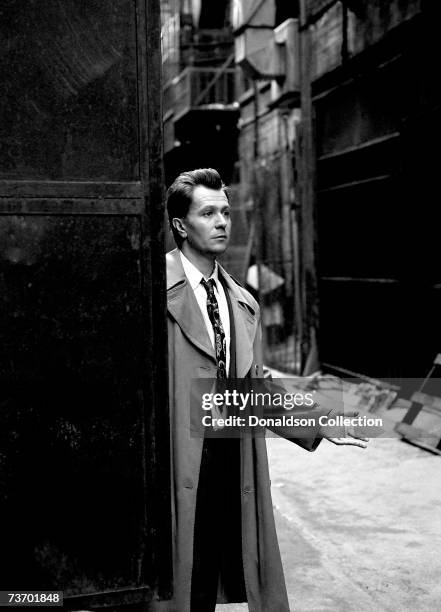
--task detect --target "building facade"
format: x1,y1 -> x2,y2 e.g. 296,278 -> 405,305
161,0 -> 238,186
234,1 -> 303,372
162,0 -> 440,379
233,0 -> 440,379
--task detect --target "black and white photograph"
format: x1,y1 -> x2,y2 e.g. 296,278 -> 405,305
0,1 -> 440,611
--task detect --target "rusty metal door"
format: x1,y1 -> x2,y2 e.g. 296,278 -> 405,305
0,0 -> 171,607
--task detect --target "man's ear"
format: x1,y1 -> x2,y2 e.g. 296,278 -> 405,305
172,217 -> 187,240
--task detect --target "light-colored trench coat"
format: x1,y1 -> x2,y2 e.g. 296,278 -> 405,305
159,249 -> 323,612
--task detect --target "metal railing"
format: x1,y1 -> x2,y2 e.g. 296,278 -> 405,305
163,67 -> 237,118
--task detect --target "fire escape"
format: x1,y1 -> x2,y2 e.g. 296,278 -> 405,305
161,0 -> 239,186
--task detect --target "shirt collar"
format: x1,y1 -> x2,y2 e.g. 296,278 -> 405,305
179,250 -> 219,291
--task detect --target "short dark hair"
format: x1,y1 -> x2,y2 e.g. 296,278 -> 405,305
166,168 -> 229,247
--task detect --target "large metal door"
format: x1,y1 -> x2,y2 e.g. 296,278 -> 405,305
0,0 -> 171,607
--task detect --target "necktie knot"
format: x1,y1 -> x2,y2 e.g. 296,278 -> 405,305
201,277 -> 216,296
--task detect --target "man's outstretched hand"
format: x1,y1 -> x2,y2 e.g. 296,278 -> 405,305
320,409 -> 370,448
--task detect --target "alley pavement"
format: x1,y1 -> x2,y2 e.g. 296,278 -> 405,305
217,436 -> 441,612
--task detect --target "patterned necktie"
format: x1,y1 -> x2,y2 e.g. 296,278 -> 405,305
200,278 -> 227,379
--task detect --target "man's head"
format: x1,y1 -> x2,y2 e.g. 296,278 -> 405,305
166,168 -> 231,259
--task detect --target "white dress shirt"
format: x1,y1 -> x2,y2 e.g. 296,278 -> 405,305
179,250 -> 231,375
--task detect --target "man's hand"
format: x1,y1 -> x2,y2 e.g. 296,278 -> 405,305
320,409 -> 370,448
326,434 -> 369,448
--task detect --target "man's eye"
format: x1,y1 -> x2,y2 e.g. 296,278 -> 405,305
223,210 -> 230,217
203,211 -> 213,217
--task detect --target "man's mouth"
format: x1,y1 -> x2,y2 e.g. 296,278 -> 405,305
213,235 -> 227,239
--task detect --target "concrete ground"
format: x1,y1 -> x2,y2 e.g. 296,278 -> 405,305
217,436 -> 441,612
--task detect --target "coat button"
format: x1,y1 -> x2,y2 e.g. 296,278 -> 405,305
183,480 -> 194,489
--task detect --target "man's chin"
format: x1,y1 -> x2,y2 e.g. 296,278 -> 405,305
209,242 -> 229,256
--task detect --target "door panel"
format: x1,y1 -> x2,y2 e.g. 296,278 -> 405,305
0,0 -> 171,605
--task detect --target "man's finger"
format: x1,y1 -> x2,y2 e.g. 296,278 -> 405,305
330,410 -> 359,418
327,437 -> 368,448
344,410 -> 359,418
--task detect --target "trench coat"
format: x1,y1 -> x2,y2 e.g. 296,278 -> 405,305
161,249 -> 324,612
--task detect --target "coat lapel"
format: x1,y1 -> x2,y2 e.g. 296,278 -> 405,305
218,264 -> 258,378
166,249 -> 216,362
166,249 -> 258,375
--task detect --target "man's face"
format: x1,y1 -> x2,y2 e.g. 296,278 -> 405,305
175,185 -> 231,257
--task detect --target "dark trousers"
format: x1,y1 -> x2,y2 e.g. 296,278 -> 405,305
190,437 -> 247,612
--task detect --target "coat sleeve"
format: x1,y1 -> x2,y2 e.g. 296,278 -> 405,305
251,313 -> 330,452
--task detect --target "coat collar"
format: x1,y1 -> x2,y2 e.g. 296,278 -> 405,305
167,249 -> 256,310
166,249 -> 257,376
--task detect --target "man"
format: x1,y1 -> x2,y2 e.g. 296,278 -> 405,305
164,168 -> 367,612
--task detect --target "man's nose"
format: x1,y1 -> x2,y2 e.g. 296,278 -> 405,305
215,213 -> 227,227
